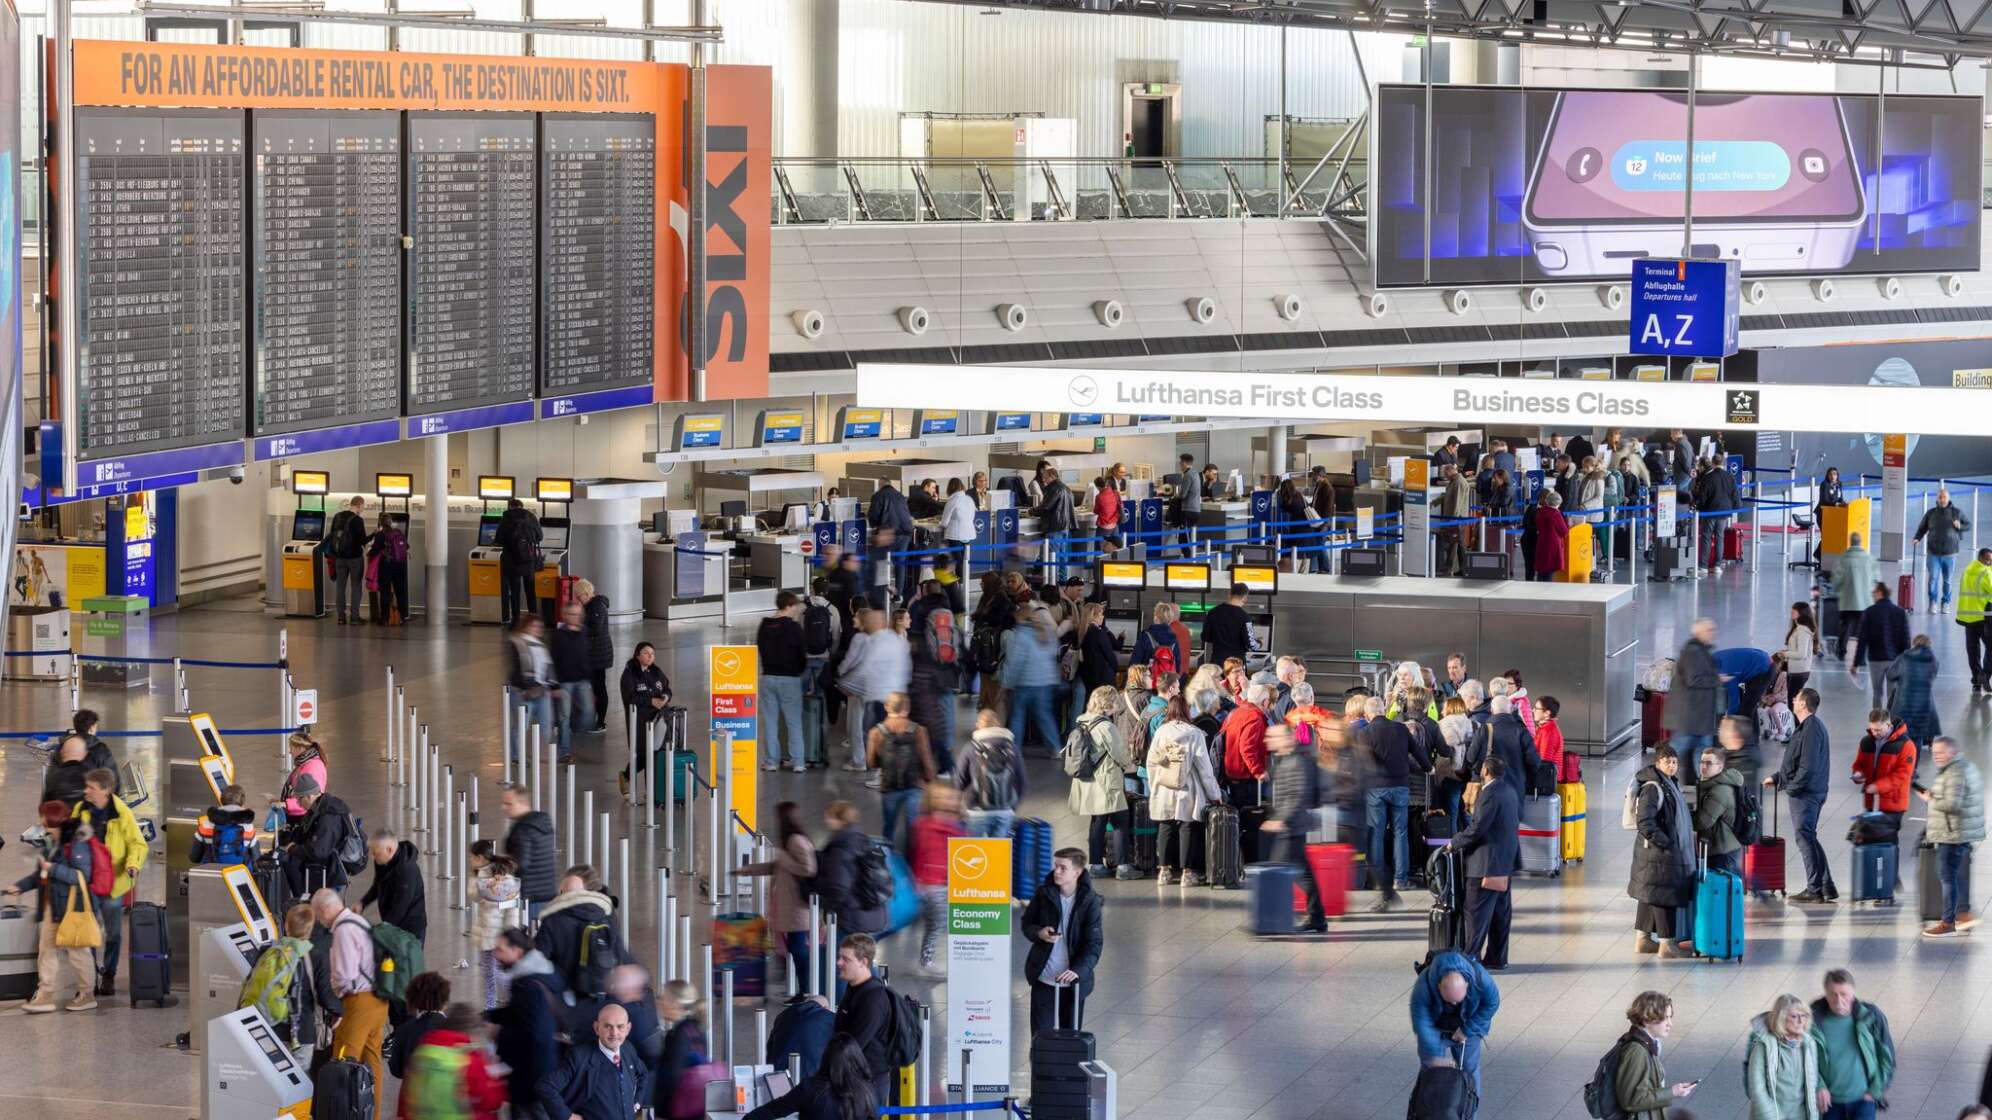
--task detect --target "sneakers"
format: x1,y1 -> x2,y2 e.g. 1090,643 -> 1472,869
1656,940 -> 1689,959
1179,870 -> 1203,888
21,999 -> 55,1014
65,996 -> 97,1012
1367,895 -> 1394,914
1924,920 -> 1959,937
94,974 -> 114,999
1156,868 -> 1174,886
839,763 -> 867,773
1959,910 -> 1980,930
761,763 -> 779,772
1086,864 -> 1109,878
1789,889 -> 1824,903
787,763 -> 808,774
1634,934 -> 1659,954
1114,864 -> 1141,880
863,775 -> 882,790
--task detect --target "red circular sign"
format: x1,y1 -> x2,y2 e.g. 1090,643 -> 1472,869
296,699 -> 315,723
799,539 -> 815,555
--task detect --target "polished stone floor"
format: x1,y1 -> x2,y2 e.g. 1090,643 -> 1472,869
3,551 -> 1992,1120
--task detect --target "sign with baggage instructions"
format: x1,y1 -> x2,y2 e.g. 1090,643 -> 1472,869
946,838 -> 1012,1093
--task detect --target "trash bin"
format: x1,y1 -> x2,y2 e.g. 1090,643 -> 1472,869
4,605 -> 71,681
80,594 -> 149,689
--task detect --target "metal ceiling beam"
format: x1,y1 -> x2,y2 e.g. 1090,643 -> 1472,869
133,2 -> 723,43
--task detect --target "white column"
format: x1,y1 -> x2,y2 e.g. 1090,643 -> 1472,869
425,433 -> 450,625
1265,424 -> 1288,486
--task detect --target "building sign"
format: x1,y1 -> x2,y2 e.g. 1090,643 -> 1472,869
708,645 -> 758,833
1628,257 -> 1740,358
945,838 -> 1013,1094
1879,433 -> 1908,562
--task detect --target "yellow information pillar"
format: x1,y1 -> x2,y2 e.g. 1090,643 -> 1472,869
1561,523 -> 1595,582
1820,497 -> 1873,560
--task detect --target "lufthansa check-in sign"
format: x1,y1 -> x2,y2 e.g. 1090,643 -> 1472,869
1629,257 -> 1740,358
855,364 -> 1992,438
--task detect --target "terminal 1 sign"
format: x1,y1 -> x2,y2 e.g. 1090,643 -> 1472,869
1628,257 -> 1739,359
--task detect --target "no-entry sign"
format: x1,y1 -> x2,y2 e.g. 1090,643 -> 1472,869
292,689 -> 318,727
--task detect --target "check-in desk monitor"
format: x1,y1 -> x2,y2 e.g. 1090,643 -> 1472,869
1231,563 -> 1278,652
1341,548 -> 1389,577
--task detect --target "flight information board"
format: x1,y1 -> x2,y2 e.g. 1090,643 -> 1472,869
251,111 -> 402,438
406,113 -> 536,419
540,115 -> 655,403
74,110 -> 246,462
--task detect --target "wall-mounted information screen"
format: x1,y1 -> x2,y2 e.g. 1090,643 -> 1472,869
75,110 -> 246,461
251,111 -> 402,437
541,114 -> 654,399
406,113 -> 536,416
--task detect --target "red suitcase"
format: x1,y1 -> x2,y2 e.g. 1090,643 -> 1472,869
1639,688 -> 1669,750
1744,790 -> 1787,897
1293,842 -> 1352,917
1898,572 -> 1916,607
1722,525 -> 1745,561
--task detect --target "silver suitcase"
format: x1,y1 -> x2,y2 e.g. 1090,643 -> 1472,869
1518,794 -> 1564,877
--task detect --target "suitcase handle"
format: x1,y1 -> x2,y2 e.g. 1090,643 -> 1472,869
1056,979 -> 1084,1028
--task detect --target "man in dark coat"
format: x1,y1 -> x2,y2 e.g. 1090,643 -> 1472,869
502,783 -> 559,924
1767,687 -> 1837,903
283,780 -> 352,896
1450,756 -> 1520,971
535,874 -> 626,1000
769,993 -> 836,1081
358,830 -> 427,944
1466,696 -> 1542,799
493,498 -> 543,625
1669,618 -> 1722,776
539,1002 -> 649,1120
832,932 -> 901,1108
489,928 -> 570,1115
815,807 -> 887,938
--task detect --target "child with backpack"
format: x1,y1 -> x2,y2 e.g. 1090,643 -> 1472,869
909,783 -> 965,972
469,841 -> 522,1009
239,903 -> 328,1065
194,783 -> 260,864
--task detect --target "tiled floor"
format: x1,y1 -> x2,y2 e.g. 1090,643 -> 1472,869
3,556 -> 1991,1120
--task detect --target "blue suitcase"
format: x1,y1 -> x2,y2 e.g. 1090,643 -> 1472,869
1011,817 -> 1053,900
1247,863 -> 1299,936
1851,841 -> 1898,905
1692,868 -> 1745,961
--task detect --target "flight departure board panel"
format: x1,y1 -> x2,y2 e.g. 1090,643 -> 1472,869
251,111 -> 402,437
406,113 -> 536,417
75,110 -> 247,461
541,115 -> 655,398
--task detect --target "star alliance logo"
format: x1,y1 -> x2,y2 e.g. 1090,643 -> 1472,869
1725,388 -> 1760,425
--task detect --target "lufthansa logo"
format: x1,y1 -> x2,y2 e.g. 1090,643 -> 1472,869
1067,376 -> 1099,407
1725,389 -> 1760,425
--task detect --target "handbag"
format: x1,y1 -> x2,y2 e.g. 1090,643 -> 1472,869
55,885 -> 103,949
1478,875 -> 1511,892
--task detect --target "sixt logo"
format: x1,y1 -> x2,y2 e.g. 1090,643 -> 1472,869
681,100 -> 752,366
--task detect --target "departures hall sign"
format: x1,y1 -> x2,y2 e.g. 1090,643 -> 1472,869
854,364 -> 1992,437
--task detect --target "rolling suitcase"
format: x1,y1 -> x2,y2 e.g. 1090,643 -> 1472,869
1557,781 -> 1587,863
1851,842 -> 1899,906
1010,817 -> 1053,900
1418,845 -> 1470,972
1205,805 -> 1243,890
1292,843 -> 1352,917
312,1050 -> 377,1120
1744,791 -> 1787,897
1109,795 -> 1158,874
1693,864 -> 1745,961
253,852 -> 289,915
1518,794 -> 1563,877
1917,832 -> 1971,922
1898,571 -> 1916,608
1249,863 -> 1300,935
1638,687 -> 1669,749
1408,1063 -> 1479,1120
0,903 -> 36,1001
1029,987 -> 1095,1120
127,900 -> 173,1008
1723,525 -> 1745,561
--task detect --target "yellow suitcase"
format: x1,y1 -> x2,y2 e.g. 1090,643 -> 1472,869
1558,780 -> 1587,863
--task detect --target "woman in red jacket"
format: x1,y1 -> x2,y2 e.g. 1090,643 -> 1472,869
1531,490 -> 1570,581
1851,708 -> 1918,830
403,1003 -> 508,1120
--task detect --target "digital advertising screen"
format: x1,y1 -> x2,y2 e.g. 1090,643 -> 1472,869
1371,85 -> 1981,287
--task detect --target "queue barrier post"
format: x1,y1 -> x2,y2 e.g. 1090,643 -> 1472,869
582,789 -> 595,866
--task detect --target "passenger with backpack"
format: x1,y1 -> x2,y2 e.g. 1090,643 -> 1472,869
831,932 -> 914,1108
815,801 -> 888,977
285,777 -> 361,896
733,802 -> 822,994
1149,693 -> 1224,887
2,803 -> 101,1013
1585,991 -> 1698,1120
325,495 -> 371,625
908,578 -> 963,773
1067,686 -> 1137,880
240,903 -> 332,1065
489,926 -> 571,1118
492,497 -> 544,625
802,579 -> 844,769
359,828 -> 429,946
70,766 -> 145,999
319,889 -> 393,1118
402,1002 -> 508,1120
1129,601 -> 1182,677
759,592 -> 811,772
954,711 -> 1026,839
867,693 -> 937,850
534,867 -> 625,1001
366,512 -> 410,625
194,782 -> 260,864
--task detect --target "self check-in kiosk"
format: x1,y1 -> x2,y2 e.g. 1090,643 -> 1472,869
203,1007 -> 313,1120
1099,561 -> 1147,650
534,478 -> 575,621
1229,557 -> 1279,652
279,470 -> 330,618
1143,561 -> 1212,662
467,476 -> 516,624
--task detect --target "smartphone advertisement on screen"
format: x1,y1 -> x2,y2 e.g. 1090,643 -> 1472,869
1370,85 -> 1981,287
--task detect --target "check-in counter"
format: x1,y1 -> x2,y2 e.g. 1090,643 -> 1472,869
261,490 -> 486,618
840,458 -> 972,500
693,468 -> 824,526
989,448 -> 1111,480
739,532 -> 807,590
643,531 -> 730,620
1266,574 -> 1638,754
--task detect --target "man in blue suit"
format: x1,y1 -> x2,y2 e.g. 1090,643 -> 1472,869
539,1002 -> 650,1120
1451,755 -> 1521,971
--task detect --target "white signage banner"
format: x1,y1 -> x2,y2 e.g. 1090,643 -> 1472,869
1880,434 -> 1909,563
855,364 -> 1992,437
946,838 -> 1013,1094
1656,489 -> 1678,539
1356,507 -> 1376,540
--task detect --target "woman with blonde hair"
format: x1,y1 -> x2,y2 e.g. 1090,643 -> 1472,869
1745,994 -> 1820,1120
1069,685 -> 1136,879
654,978 -> 712,1118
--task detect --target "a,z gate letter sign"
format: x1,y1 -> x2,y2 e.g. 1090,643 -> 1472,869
1629,257 -> 1740,359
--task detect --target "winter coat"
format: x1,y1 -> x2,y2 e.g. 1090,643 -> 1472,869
1532,505 -> 1569,574
1745,1015 -> 1821,1120
40,761 -> 90,807
1611,1029 -> 1677,1120
1834,545 -> 1881,606
1855,597 -> 1910,666
1693,765 -> 1746,855
473,867 -> 523,952
1078,625 -> 1120,694
1628,764 -> 1697,910
737,832 -> 818,934
1146,719 -> 1224,824
505,810 -> 559,904
360,839 -> 429,944
1927,756 -> 1987,845
15,833 -> 93,921
619,659 -> 672,733
954,728 -> 1027,813
1453,779 -> 1519,880
583,595 -> 615,671
1960,556 -> 1992,624
551,624 -> 591,684
1915,502 -> 1971,556
1033,480 -> 1078,534
1067,715 -> 1131,817
815,828 -> 887,935
866,484 -> 916,537
1220,704 -> 1270,782
1852,722 -> 1917,815
281,748 -> 329,819
840,628 -> 912,701
1465,713 -> 1540,796
1409,950 -> 1499,1061
1020,875 -> 1104,997
491,951 -> 571,1104
1777,715 -> 1832,801
537,1035 -> 649,1120
291,793 -> 354,891
71,795 -> 145,899
534,889 -> 625,995
999,617 -> 1062,689
1670,636 -> 1722,738
1886,643 -> 1940,748
403,1029 -> 508,1120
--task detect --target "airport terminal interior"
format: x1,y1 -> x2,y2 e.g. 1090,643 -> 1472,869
9,1 -> 1992,1119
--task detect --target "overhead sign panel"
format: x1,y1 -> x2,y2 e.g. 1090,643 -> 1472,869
1628,257 -> 1739,358
539,114 -> 656,418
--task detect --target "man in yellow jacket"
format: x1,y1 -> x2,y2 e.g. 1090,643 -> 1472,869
1961,547 -> 1992,695
73,768 -> 145,998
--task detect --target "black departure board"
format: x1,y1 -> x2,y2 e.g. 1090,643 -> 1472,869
251,111 -> 401,436
406,113 -> 536,417
541,115 -> 654,396
74,110 -> 246,460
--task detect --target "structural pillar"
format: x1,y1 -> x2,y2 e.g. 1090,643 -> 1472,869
1266,426 -> 1288,486
778,0 -> 838,158
425,434 -> 450,625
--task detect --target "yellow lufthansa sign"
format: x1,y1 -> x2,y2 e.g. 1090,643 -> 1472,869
709,645 -> 759,831
1404,458 -> 1428,491
946,838 -> 1014,905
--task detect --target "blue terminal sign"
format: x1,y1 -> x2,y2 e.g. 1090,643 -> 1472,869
1628,257 -> 1740,359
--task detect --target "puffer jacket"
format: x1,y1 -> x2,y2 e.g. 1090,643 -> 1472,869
1066,715 -> 1131,817
473,867 -> 523,952
504,811 -> 559,904
1145,719 -> 1223,824
534,889 -> 624,994
1693,765 -> 1746,855
1927,756 -> 1987,845
583,595 -> 614,671
1852,722 -> 1917,814
1627,764 -> 1696,909
814,828 -> 887,936
14,832 -> 93,921
1745,1014 -> 1821,1120
1886,643 -> 1940,750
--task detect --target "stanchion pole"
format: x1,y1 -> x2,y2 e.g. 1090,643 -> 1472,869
514,706 -> 528,789
172,655 -> 184,711
664,725 -> 677,865
722,969 -> 735,1067
809,898 -> 822,998
678,913 -> 692,983
644,721 -> 656,831
582,790 -> 595,866
529,724 -> 542,812
598,813 -> 611,884
702,943 -> 715,1039
501,695 -> 513,785
657,870 -> 670,985
618,836 -> 631,946
403,707 -> 418,791
382,666 -> 394,762
706,769 -> 720,901
962,1049 -> 975,1106
439,766 -> 455,874
426,732 -> 439,847
409,724 -> 425,831
627,706 -> 639,807
563,765 -> 576,864
918,1005 -> 932,1105
545,727 -> 557,840
756,1008 -> 768,1068
456,792 -> 471,909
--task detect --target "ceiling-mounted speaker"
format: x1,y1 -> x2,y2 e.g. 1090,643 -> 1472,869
1186,296 -> 1217,324
1878,276 -> 1902,301
791,309 -> 826,340
1362,291 -> 1390,319
1524,287 -> 1549,313
897,305 -> 931,335
1600,284 -> 1626,311
1745,280 -> 1768,306
1093,299 -> 1124,328
996,303 -> 1028,332
1274,293 -> 1304,321
1443,289 -> 1472,316
1942,273 -> 1966,298
1811,278 -> 1836,303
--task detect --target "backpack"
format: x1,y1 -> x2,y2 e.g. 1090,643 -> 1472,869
385,529 -> 408,565
576,920 -> 620,998
924,607 -> 959,669
803,601 -> 834,657
349,916 -> 422,1006
1582,1039 -> 1630,1120
1063,717 -> 1108,782
404,1042 -> 474,1120
877,727 -> 924,792
969,742 -> 1019,811
1621,779 -> 1657,831
1148,628 -> 1178,677
337,812 -> 368,876
852,840 -> 894,911
1733,782 -> 1763,846
970,624 -> 1005,673
884,990 -> 924,1069
1603,469 -> 1623,507
206,817 -> 248,865
239,939 -> 308,1032
85,836 -> 115,897
1148,733 -> 1188,792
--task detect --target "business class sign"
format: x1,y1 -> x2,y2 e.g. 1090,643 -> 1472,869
856,363 -> 1992,438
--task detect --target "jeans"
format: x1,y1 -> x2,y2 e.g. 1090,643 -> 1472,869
1791,793 -> 1832,893
333,556 -> 364,622
846,698 -> 883,768
881,788 -> 921,850
965,809 -> 1015,840
1966,620 -> 1992,687
931,687 -> 957,775
499,557 -> 535,624
1866,658 -> 1892,708
556,681 -> 590,759
1066,679 -> 1087,735
802,657 -> 828,765
918,884 -> 948,965
515,691 -> 558,761
1928,551 -> 1957,607
1009,685 -> 1063,754
96,894 -> 124,978
783,929 -> 830,996
1673,734 -> 1715,785
1939,841 -> 1973,922
1366,785 -> 1412,890
761,674 -> 806,768
1087,809 -> 1130,866
1444,1036 -> 1485,1120
1824,1100 -> 1878,1120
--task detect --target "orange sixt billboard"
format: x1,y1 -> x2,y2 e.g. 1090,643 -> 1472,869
68,39 -> 769,402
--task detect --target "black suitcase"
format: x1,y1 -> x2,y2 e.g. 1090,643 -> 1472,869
1205,805 -> 1243,889
1918,834 -> 1972,922
127,900 -> 173,1008
1408,1062 -> 1479,1120
1029,987 -> 1095,1120
1650,539 -> 1688,582
253,852 -> 289,915
1116,795 -> 1158,874
313,1053 -> 377,1120
1418,845 -> 1470,973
